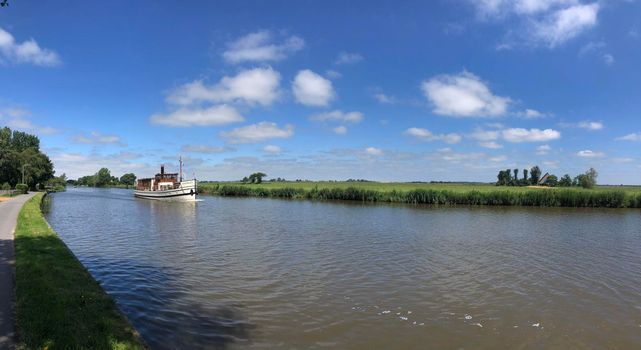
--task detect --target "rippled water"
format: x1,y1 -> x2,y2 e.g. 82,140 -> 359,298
45,188 -> 641,349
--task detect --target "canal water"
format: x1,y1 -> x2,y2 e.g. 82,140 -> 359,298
46,188 -> 641,349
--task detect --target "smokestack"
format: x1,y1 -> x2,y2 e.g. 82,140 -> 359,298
161,165 -> 165,175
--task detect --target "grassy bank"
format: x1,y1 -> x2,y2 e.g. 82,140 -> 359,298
14,193 -> 145,349
198,182 -> 641,208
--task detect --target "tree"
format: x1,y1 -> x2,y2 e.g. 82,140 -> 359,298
241,176 -> 249,184
558,174 -> 572,187
523,169 -> 529,186
120,173 -> 137,187
248,172 -> 267,184
545,174 -> 558,187
512,169 -> 519,185
530,166 -> 541,185
94,168 -> 112,187
0,127 -> 54,188
578,168 -> 598,189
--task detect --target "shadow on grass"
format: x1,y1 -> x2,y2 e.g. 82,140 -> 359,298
14,233 -> 254,350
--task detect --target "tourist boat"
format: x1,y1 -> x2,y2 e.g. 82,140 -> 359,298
134,158 -> 197,201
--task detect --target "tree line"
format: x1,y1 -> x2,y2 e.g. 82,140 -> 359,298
0,127 -> 56,191
69,168 -> 137,188
496,166 -> 598,189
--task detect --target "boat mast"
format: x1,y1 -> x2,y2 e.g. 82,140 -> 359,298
179,156 -> 183,182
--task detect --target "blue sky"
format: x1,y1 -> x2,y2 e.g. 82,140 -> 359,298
1,0 -> 640,184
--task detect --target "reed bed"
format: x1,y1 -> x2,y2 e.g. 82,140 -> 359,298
199,183 -> 641,208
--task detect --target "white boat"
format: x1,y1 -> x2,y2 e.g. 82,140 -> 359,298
134,158 -> 197,202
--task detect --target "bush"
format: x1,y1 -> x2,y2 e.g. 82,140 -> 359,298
16,183 -> 28,194
2,182 -> 10,191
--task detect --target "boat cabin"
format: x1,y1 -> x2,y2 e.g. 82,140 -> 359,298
136,165 -> 180,191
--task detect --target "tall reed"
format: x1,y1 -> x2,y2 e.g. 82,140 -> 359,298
198,184 -> 641,208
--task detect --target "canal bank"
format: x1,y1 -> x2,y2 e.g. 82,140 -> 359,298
0,192 -> 36,349
13,193 -> 144,349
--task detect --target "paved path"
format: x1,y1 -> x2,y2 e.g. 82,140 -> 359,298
0,193 -> 36,350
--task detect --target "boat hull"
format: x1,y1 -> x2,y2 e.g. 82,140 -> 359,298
134,180 -> 197,202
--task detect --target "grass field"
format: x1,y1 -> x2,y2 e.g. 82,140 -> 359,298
14,193 -> 145,350
198,181 -> 641,208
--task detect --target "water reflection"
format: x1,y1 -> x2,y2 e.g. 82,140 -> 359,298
45,188 -> 641,349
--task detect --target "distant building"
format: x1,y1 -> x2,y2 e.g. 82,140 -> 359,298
538,172 -> 550,185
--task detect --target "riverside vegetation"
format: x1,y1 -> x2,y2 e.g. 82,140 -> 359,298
198,181 -> 641,208
14,193 -> 145,349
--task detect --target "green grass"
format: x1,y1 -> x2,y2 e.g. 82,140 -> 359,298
14,193 -> 145,350
198,181 -> 641,208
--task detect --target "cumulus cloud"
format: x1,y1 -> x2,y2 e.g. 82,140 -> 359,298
333,126 -> 348,135
72,131 -> 121,145
310,110 -> 363,123
222,30 -> 304,64
150,105 -> 244,127
365,147 -> 383,156
577,150 -> 604,158
422,71 -> 510,117
335,52 -> 363,65
471,1 -> 600,48
167,67 -> 281,106
180,145 -> 233,154
51,151 -> 151,179
263,144 -> 282,154
616,132 -> 641,142
220,122 -> 294,144
502,128 -> 561,142
0,27 -> 61,66
404,127 -> 462,144
292,70 -> 335,107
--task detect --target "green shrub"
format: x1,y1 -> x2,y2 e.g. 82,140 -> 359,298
1,182 -> 10,191
16,183 -> 28,194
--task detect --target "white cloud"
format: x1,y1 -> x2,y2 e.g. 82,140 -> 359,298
310,110 -> 363,123
616,132 -> 641,141
577,149 -> 604,158
333,126 -> 348,135
292,70 -> 335,106
325,70 -> 342,79
150,105 -> 244,127
517,109 -> 546,119
602,54 -> 614,65
374,93 -> 397,104
404,127 -> 462,144
471,1 -> 600,48
578,121 -> 603,130
502,128 -> 561,142
167,67 -> 281,106
222,30 -> 304,64
422,71 -> 510,117
489,155 -> 507,162
365,147 -> 383,156
479,141 -> 503,149
0,107 -> 58,135
536,144 -> 552,155
180,145 -> 232,154
220,122 -> 294,144
263,145 -> 282,154
532,4 -> 600,48
560,120 -> 603,130
72,131 -> 121,145
0,27 -> 61,66
335,52 -> 363,65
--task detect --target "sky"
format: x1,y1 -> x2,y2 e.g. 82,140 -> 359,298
1,0 -> 640,184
